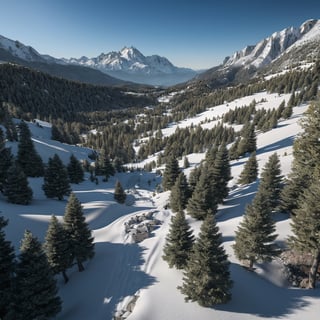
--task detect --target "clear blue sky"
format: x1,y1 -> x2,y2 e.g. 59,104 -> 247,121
0,0 -> 319,69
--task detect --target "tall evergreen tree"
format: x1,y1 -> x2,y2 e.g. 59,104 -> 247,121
114,180 -> 126,204
187,170 -> 216,220
63,193 -> 95,272
238,152 -> 258,185
3,162 -> 33,205
44,215 -> 74,283
162,156 -> 180,191
96,148 -> 115,181
179,215 -> 232,306
233,191 -> 279,269
162,210 -> 194,269
43,154 -> 71,200
0,217 -> 15,319
67,154 -> 84,184
16,121 -> 44,177
280,102 -> 320,213
289,178 -> 320,288
237,122 -> 256,156
170,172 -> 190,212
9,230 -> 61,320
188,165 -> 202,195
259,153 -> 283,211
0,140 -> 13,193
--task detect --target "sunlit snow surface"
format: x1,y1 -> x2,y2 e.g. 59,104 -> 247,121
1,90 -> 320,320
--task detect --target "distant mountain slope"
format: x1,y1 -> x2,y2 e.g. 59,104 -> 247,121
195,19 -> 320,87
64,46 -> 197,86
0,35 -> 132,87
0,35 -> 196,86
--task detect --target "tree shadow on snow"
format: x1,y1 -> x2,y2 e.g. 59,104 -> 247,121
257,136 -> 295,156
214,263 -> 320,318
59,242 -> 156,320
217,181 -> 259,222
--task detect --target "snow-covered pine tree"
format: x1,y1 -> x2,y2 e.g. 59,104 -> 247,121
259,153 -> 283,211
170,172 -> 190,212
9,230 -> 61,320
3,162 -> 33,205
0,216 -> 15,319
114,180 -> 126,204
163,210 -> 194,269
67,154 -> 84,184
238,152 -> 258,185
187,169 -> 216,220
63,193 -> 95,272
179,214 -> 232,306
233,190 -> 279,269
16,121 -> 44,177
43,153 -> 71,200
44,215 -> 74,283
162,155 -> 180,191
289,178 -> 320,288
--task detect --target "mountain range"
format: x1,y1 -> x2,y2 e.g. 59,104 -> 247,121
1,19 -> 320,88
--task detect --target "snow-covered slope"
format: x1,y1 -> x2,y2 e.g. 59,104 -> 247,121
2,90 -> 320,320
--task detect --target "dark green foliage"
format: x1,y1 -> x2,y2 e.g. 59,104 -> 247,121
96,148 -> 115,180
67,154 -> 84,184
63,193 -> 95,272
0,217 -> 15,319
280,102 -> 320,213
238,152 -> 258,185
162,210 -> 194,269
162,156 -> 180,191
289,179 -> 320,288
281,105 -> 293,119
16,121 -> 44,177
188,165 -> 202,195
233,191 -> 278,269
114,181 -> 127,204
44,215 -> 73,283
208,143 -> 231,203
0,143 -> 13,193
10,230 -> 61,320
43,154 -> 71,200
183,156 -> 190,168
179,215 -> 232,306
3,162 -> 33,205
187,170 -> 216,220
170,172 -> 190,212
259,153 -> 283,211
237,122 -> 256,156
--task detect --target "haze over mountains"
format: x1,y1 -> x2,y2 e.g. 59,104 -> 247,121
1,19 -> 320,87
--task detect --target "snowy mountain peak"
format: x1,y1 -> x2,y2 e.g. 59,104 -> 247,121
223,19 -> 320,69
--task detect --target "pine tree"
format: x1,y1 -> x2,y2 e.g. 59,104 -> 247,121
114,180 -> 126,204
179,215 -> 232,306
238,152 -> 258,185
289,178 -> 320,288
188,165 -> 202,195
233,191 -> 279,269
0,144 -> 13,193
97,148 -> 115,181
67,154 -> 84,184
63,193 -> 95,272
44,215 -> 73,283
237,122 -> 256,156
3,162 -> 33,205
207,143 -> 231,203
9,230 -> 61,320
280,102 -> 320,213
183,156 -> 190,168
0,217 -> 15,319
259,153 -> 283,211
162,156 -> 180,191
43,153 -> 71,200
187,170 -> 216,220
162,210 -> 194,269
16,121 -> 44,177
170,172 -> 190,212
